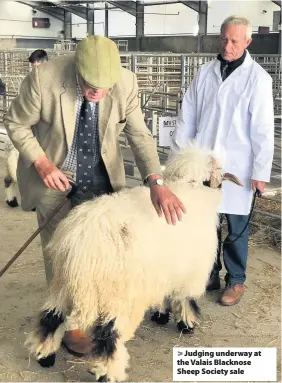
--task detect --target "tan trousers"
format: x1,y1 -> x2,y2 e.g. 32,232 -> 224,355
36,188 -> 78,331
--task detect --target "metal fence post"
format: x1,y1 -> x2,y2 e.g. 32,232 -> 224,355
131,54 -> 136,73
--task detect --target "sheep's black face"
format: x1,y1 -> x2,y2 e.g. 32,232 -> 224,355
203,180 -> 223,189
203,180 -> 211,188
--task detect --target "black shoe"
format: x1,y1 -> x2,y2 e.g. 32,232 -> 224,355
206,271 -> 221,291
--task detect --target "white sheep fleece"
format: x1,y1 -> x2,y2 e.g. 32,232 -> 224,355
45,144 -> 222,338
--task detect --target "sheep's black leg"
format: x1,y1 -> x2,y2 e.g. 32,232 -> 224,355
151,297 -> 171,326
98,375 -> 110,382
89,319 -> 119,381
6,197 -> 18,208
189,298 -> 200,316
90,318 -> 130,382
37,353 -> 56,368
177,320 -> 194,334
172,298 -> 200,334
4,176 -> 18,207
36,309 -> 65,367
151,309 -> 170,325
87,372 -> 110,383
92,319 -> 119,359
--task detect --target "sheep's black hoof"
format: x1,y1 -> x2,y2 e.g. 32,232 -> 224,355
151,310 -> 170,325
177,320 -> 194,334
6,197 -> 18,207
89,371 -> 110,383
31,207 -> 36,212
37,353 -> 56,367
98,375 -> 110,382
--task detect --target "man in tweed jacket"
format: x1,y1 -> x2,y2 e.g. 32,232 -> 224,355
4,36 -> 185,354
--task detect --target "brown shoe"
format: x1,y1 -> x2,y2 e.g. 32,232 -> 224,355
62,329 -> 92,357
219,284 -> 244,306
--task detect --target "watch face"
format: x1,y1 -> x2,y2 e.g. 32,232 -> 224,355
156,179 -> 164,185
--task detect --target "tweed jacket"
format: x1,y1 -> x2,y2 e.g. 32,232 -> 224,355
4,55 -> 162,210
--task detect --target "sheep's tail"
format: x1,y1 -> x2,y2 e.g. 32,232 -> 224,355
46,194 -> 133,329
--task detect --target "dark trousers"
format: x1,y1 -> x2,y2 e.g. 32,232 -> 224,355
212,213 -> 249,286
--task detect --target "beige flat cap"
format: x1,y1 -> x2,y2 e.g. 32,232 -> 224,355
75,35 -> 121,89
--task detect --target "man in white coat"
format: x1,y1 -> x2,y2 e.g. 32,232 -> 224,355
171,16 -> 274,306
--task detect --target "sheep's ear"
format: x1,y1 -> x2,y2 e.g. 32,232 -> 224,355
223,173 -> 244,186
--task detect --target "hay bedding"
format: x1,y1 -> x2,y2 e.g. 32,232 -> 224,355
220,193 -> 281,250
255,195 -> 281,215
250,193 -> 281,250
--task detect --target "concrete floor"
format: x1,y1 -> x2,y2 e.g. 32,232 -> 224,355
0,156 -> 281,383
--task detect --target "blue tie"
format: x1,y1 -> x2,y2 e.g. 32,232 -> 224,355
76,98 -> 94,191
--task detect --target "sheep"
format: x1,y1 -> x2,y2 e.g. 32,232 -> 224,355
25,143 -> 242,382
4,136 -> 19,207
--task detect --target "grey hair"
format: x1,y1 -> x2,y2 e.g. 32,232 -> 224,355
220,16 -> 252,40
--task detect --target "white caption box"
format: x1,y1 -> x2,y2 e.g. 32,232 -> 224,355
173,347 -> 277,381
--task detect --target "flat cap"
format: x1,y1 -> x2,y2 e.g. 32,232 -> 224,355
75,35 -> 121,89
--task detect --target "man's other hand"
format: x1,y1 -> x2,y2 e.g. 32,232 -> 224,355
34,155 -> 70,192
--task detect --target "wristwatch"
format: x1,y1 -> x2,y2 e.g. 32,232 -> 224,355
145,178 -> 164,187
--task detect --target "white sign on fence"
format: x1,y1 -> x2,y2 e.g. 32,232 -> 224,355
158,116 -> 177,147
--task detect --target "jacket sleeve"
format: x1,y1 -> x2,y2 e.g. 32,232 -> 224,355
249,74 -> 274,182
170,74 -> 198,154
123,73 -> 162,179
3,67 -> 44,167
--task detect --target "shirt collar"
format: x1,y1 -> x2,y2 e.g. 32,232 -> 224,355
217,49 -> 247,70
76,72 -> 84,102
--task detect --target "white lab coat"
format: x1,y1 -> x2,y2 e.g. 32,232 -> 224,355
171,50 -> 274,215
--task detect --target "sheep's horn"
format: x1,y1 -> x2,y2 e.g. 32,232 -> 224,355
223,173 -> 244,186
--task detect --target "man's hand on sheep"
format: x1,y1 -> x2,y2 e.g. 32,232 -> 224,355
148,175 -> 186,225
34,155 -> 70,192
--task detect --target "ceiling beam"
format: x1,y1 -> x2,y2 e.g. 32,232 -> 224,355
16,1 -> 65,21
58,4 -> 87,19
179,1 -> 200,12
106,1 -> 137,16
17,1 -> 89,20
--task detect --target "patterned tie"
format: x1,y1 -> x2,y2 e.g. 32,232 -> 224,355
221,63 -> 228,81
76,98 -> 95,191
